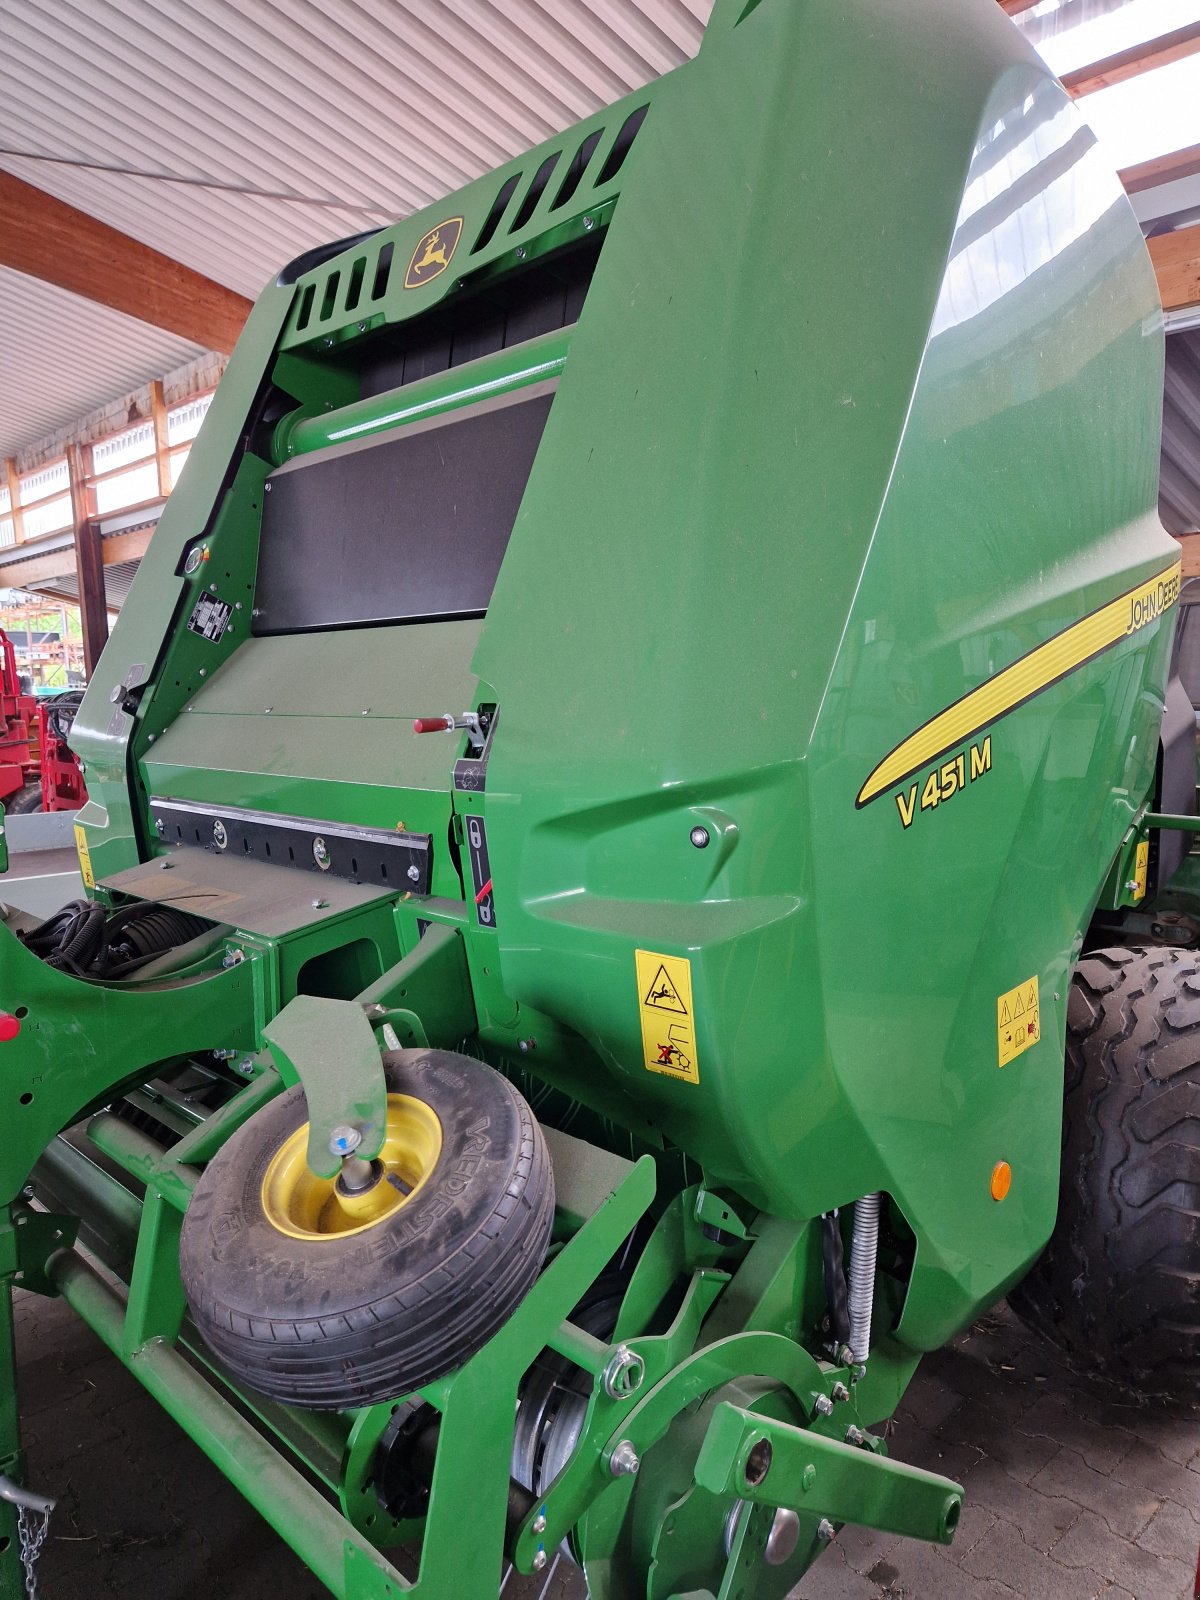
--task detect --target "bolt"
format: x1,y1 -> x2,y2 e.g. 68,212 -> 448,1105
264,705 -> 272,713
813,1394 -> 834,1417
518,1037 -> 537,1054
583,214 -> 596,230
199,667 -> 207,677
160,859 -> 174,870
235,601 -> 243,610
532,1513 -> 547,1535
213,1047 -> 236,1060
357,321 -> 367,333
1126,879 -> 1139,891
845,1424 -> 865,1446
148,731 -> 156,742
221,949 -> 244,968
690,825 -> 710,848
516,245 -> 527,259
238,1058 -> 255,1075
531,1549 -> 547,1572
361,708 -> 371,716
264,481 -> 272,492
329,1125 -> 362,1158
831,1381 -> 850,1403
109,684 -> 123,704
322,337 -> 334,349
608,1440 -> 639,1477
311,897 -> 329,909
213,819 -> 228,850
313,836 -> 331,869
817,1518 -> 835,1542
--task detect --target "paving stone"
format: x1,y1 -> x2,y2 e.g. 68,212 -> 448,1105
1112,1438 -> 1200,1510
1017,1392 -> 1138,1476
791,1547 -> 882,1598
828,1519 -> 900,1576
1051,1507 -> 1195,1600
965,1453 -> 1083,1550
870,1534 -> 1023,1599
941,1398 -> 1064,1484
960,1519 -> 1109,1598
1137,1497 -> 1200,1562
1030,1447 -> 1162,1541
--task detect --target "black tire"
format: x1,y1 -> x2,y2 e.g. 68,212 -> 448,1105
5,782 -> 41,814
179,1048 -> 555,1409
1009,946 -> 1200,1399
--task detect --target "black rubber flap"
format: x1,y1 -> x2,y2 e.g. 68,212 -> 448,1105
253,389 -> 553,634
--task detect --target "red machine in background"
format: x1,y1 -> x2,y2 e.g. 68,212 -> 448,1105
0,629 -> 88,813
38,692 -> 88,811
0,629 -> 41,814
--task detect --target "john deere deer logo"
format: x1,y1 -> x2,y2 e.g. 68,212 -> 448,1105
404,217 -> 463,289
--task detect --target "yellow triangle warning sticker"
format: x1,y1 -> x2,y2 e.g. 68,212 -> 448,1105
643,963 -> 687,1014
635,949 -> 700,1085
998,974 -> 1039,1068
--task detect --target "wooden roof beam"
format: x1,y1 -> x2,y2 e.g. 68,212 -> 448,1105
1148,221 -> 1200,313
1062,22 -> 1200,98
0,171 -> 251,353
1121,142 -> 1200,196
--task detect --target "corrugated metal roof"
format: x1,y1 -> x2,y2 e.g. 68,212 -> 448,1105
0,0 -> 712,459
0,268 -> 203,458
0,0 -> 710,266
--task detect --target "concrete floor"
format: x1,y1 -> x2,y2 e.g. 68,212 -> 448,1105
10,1289 -> 1199,1599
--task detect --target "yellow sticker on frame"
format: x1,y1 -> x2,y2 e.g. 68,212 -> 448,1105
74,824 -> 95,890
997,974 -> 1039,1068
1133,840 -> 1149,901
635,949 -> 700,1085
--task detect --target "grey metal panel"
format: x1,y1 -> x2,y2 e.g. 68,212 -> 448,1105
1162,329 -> 1200,536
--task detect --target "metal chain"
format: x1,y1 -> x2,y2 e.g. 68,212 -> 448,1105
15,1502 -> 51,1600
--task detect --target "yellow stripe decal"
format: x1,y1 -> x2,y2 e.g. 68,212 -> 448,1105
856,561 -> 1181,809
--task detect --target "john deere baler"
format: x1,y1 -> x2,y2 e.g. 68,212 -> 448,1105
2,1 -> 1194,1596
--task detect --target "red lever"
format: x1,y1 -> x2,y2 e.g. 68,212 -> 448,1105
413,715 -> 456,734
0,1012 -> 21,1042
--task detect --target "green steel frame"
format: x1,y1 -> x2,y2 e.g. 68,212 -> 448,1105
0,0 -> 1185,1595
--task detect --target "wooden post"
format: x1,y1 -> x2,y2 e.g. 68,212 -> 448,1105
3,459 -> 23,545
150,380 -> 171,499
69,445 -> 108,675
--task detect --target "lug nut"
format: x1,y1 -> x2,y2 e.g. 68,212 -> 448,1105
609,1440 -> 640,1477
813,1394 -> 834,1417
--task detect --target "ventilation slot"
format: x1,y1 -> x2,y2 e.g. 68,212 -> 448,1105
473,173 -> 521,254
510,153 -> 560,233
552,129 -> 603,211
296,282 -> 316,331
345,255 -> 367,312
596,104 -> 649,186
371,242 -> 394,302
320,271 -> 341,321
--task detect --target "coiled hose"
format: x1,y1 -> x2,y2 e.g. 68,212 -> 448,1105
19,899 -> 211,979
847,1191 -> 881,1367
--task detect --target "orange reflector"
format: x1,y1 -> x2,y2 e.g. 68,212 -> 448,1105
990,1160 -> 1012,1202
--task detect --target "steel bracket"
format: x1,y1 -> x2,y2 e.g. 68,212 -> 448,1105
263,995 -> 388,1175
0,1210 -> 78,1298
694,1400 -> 963,1544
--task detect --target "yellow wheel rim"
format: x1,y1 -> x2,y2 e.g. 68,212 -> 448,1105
261,1094 -> 443,1240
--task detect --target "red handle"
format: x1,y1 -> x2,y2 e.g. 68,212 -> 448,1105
413,715 -> 455,734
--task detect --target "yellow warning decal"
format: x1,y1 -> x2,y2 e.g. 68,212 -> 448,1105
997,975 -> 1039,1068
635,949 -> 700,1085
1133,840 -> 1149,901
857,561 -> 1181,810
74,824 -> 95,890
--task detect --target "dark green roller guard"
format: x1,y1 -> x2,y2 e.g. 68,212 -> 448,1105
2,1 -> 1196,1596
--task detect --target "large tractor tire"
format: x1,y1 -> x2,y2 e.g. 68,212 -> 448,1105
180,1048 -> 555,1409
4,782 -> 42,814
1009,946 -> 1200,1400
